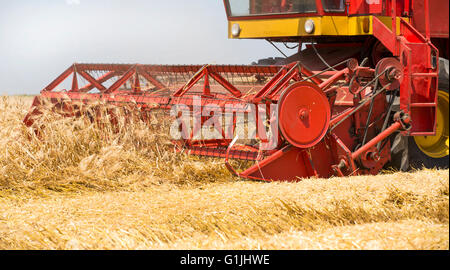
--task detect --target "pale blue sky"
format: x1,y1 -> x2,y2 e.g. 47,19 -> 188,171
0,0 -> 293,95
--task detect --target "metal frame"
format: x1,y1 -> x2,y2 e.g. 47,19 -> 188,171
25,58 -> 410,181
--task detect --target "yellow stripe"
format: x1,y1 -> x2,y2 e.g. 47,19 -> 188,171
228,16 -> 407,39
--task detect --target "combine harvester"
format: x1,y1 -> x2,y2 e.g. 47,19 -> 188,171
25,0 -> 449,181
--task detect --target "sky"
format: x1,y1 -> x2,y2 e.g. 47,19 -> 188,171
0,0 -> 294,95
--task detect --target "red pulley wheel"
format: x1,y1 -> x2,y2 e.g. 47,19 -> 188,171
278,82 -> 331,148
375,57 -> 404,91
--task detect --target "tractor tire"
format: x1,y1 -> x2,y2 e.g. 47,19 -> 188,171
390,58 -> 449,170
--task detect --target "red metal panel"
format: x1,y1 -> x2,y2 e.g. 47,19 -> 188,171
412,0 -> 449,38
373,16 -> 397,55
348,0 -> 383,15
240,146 -> 312,181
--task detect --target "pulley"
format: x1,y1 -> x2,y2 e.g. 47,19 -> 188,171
278,82 -> 331,148
375,57 -> 404,91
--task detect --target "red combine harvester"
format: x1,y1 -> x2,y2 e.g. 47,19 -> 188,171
25,0 -> 449,181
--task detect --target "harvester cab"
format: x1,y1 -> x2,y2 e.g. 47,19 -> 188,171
24,0 -> 449,181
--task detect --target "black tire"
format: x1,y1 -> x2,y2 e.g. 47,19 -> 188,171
390,58 -> 449,170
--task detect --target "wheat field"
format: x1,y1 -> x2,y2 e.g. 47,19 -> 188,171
0,96 -> 448,250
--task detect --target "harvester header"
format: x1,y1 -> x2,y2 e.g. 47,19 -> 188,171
25,0 -> 449,181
